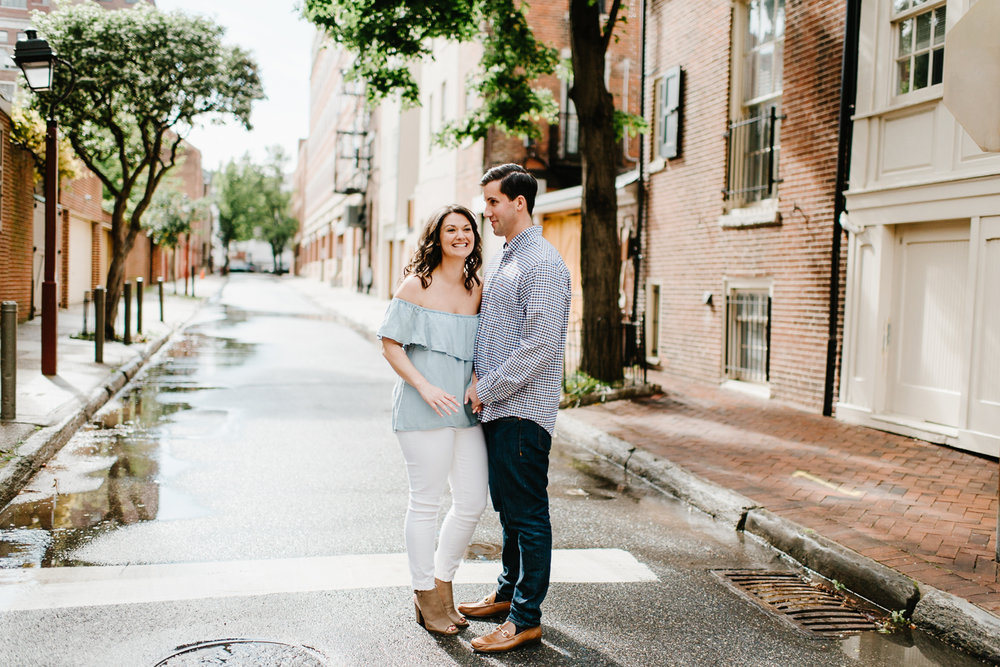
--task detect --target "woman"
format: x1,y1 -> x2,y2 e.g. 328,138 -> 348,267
376,205 -> 487,636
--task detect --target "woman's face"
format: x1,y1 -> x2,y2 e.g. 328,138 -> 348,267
438,212 -> 475,261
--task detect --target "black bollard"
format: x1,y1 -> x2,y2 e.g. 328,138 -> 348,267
1,301 -> 16,420
191,267 -> 196,298
136,277 -> 144,335
123,281 -> 132,345
82,290 -> 90,336
158,277 -> 164,322
94,287 -> 105,363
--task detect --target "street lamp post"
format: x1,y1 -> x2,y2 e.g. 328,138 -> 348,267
14,29 -> 76,376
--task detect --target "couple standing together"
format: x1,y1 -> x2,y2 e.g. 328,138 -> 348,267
377,163 -> 571,653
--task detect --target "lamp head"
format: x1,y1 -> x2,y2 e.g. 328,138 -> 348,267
13,29 -> 57,92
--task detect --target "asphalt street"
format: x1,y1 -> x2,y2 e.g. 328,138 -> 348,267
0,275 -> 985,666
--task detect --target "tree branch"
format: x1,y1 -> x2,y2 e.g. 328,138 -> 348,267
601,0 -> 623,54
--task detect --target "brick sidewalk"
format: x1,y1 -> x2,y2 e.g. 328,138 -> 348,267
566,372 -> 1000,617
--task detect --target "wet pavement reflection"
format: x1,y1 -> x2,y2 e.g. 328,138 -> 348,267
0,282 -> 990,666
0,326 -> 255,568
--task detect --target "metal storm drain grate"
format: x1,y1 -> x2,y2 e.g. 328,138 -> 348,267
715,570 -> 878,637
155,639 -> 326,666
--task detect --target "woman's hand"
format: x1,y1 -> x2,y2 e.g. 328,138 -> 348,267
417,382 -> 462,417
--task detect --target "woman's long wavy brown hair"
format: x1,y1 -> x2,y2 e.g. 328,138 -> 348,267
403,205 -> 482,291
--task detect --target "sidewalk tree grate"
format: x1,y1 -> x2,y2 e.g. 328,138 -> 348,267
714,570 -> 879,638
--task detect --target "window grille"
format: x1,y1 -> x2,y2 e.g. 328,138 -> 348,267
894,1 -> 946,95
725,290 -> 771,383
724,105 -> 783,208
557,111 -> 579,159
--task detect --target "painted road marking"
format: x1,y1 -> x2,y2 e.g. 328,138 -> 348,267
792,470 -> 863,498
0,548 -> 657,612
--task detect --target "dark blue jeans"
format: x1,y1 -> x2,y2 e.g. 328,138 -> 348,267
483,416 -> 551,628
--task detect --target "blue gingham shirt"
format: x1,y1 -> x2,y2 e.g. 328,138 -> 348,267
474,225 -> 571,434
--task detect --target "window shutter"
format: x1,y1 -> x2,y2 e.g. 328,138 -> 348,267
656,76 -> 668,158
663,66 -> 682,159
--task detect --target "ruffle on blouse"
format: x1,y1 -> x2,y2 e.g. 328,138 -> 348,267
376,298 -> 478,362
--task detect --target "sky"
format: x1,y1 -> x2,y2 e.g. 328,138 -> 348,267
155,0 -> 315,174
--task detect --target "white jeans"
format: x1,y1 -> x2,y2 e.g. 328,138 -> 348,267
395,425 -> 488,591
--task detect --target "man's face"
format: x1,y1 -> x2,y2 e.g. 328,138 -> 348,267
482,180 -> 519,240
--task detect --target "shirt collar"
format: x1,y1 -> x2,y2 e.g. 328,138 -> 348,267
503,225 -> 542,254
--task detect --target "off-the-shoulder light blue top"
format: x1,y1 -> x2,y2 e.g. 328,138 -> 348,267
376,298 -> 480,432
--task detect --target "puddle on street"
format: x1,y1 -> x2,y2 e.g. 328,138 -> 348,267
0,327 -> 253,568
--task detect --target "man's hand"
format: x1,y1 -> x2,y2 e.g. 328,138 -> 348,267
465,373 -> 484,414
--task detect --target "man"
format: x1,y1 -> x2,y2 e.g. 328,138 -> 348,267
462,163 -> 572,653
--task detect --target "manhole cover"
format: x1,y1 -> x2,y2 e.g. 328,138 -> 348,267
714,570 -> 878,637
466,542 -> 502,559
155,639 -> 326,666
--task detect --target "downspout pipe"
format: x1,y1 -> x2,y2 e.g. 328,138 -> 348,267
630,0 -> 647,326
823,0 -> 862,417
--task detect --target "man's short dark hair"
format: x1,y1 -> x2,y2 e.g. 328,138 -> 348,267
480,163 -> 538,215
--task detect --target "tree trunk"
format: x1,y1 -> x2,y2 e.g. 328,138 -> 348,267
104,209 -> 139,340
569,0 -> 623,383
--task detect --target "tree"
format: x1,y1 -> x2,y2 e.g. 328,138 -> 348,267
214,149 -> 298,273
304,0 -> 638,382
213,154 -> 261,273
143,185 -> 203,258
256,150 -> 298,273
31,2 -> 264,339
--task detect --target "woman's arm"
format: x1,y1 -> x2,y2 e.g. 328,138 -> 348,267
381,337 -> 462,417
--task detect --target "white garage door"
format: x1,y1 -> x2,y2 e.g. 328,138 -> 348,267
67,216 -> 93,305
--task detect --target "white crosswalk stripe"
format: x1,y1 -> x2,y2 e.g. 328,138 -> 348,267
0,548 -> 657,612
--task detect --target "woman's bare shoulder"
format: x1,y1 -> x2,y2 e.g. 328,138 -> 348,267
394,275 -> 425,304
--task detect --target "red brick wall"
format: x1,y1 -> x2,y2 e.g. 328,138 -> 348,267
642,0 -> 847,412
0,111 -> 40,322
483,0 -> 643,185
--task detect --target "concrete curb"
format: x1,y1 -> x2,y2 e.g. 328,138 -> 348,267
913,588 -> 1000,663
555,413 -> 757,529
554,410 -> 998,663
0,298 -> 207,510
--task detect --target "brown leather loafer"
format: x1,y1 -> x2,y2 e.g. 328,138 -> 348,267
471,621 -> 541,653
457,591 -> 511,618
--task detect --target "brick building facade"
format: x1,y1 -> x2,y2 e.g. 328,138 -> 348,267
641,0 -> 847,412
0,102 -> 39,322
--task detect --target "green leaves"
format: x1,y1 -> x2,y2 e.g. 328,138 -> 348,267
214,148 -> 296,267
30,2 -> 264,217
143,186 -> 204,250
304,0 -> 558,146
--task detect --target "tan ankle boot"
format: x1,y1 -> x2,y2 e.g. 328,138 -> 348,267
434,578 -> 469,627
414,589 -> 460,635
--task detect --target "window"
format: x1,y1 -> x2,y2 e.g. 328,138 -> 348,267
0,0 -> 27,8
440,81 -> 447,125
427,92 -> 434,153
894,1 -> 945,95
725,0 -> 784,209
645,283 -> 661,363
654,66 -> 682,160
0,82 -> 14,101
725,287 -> 771,383
558,95 -> 579,159
0,47 -> 16,71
